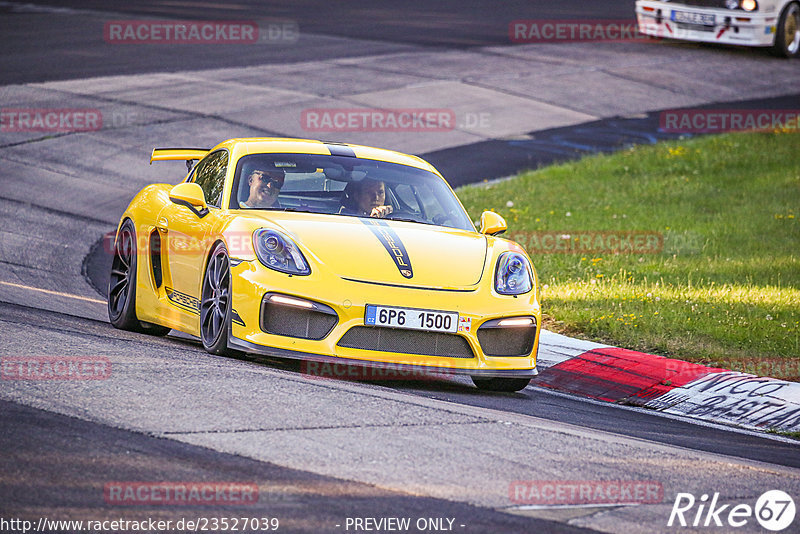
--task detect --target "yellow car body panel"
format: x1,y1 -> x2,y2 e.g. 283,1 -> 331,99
116,138 -> 541,378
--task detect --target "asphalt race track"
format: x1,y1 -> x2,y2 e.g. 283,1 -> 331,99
1,1 -> 799,533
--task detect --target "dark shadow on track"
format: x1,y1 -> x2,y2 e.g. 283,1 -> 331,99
423,93 -> 800,187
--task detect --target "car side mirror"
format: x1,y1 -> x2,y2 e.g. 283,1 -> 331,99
479,211 -> 507,236
169,183 -> 209,218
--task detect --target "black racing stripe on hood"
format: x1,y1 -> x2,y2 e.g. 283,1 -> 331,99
360,218 -> 414,279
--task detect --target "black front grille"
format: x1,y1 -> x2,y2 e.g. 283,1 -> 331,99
673,0 -> 729,7
674,22 -> 716,31
261,297 -> 337,340
338,327 -> 474,359
477,319 -> 537,357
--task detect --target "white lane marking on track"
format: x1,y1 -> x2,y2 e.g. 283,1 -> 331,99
505,503 -> 640,511
0,1 -> 80,14
0,281 -> 106,304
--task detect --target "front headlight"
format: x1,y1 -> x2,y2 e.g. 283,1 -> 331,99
253,229 -> 311,276
740,0 -> 757,11
495,252 -> 533,295
727,0 -> 758,10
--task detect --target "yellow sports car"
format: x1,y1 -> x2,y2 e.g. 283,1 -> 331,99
108,138 -> 540,391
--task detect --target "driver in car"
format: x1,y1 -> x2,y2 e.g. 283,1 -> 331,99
340,179 -> 393,218
240,168 -> 285,208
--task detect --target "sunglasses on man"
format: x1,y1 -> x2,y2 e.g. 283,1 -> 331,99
251,170 -> 284,190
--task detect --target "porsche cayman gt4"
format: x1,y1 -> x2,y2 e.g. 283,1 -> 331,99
108,138 -> 541,392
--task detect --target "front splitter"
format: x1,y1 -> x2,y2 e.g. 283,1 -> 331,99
228,334 -> 538,378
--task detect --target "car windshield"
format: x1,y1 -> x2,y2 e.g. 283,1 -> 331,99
230,153 -> 475,232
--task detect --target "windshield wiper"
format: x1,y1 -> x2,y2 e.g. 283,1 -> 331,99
260,206 -> 318,214
386,216 -> 432,225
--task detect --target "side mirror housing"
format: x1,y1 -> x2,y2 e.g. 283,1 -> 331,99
479,211 -> 507,236
169,183 -> 209,218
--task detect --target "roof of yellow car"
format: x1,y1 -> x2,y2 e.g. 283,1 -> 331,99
213,138 -> 441,176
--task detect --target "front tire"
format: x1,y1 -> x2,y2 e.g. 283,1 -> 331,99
772,2 -> 800,58
108,220 -> 140,331
200,242 -> 240,356
107,220 -> 171,336
471,376 -> 531,392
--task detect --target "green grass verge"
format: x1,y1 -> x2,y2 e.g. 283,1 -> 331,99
767,428 -> 800,440
457,130 -> 800,377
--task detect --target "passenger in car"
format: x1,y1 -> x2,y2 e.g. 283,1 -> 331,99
339,179 -> 393,218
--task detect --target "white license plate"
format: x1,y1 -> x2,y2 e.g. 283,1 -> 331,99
365,305 -> 458,334
671,10 -> 715,26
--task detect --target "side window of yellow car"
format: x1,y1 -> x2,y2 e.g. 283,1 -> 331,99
192,150 -> 228,208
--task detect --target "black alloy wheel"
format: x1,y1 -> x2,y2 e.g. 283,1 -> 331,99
108,220 -> 138,329
108,220 -> 170,335
200,242 -> 239,356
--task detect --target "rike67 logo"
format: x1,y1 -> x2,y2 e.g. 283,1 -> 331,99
668,490 -> 795,531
